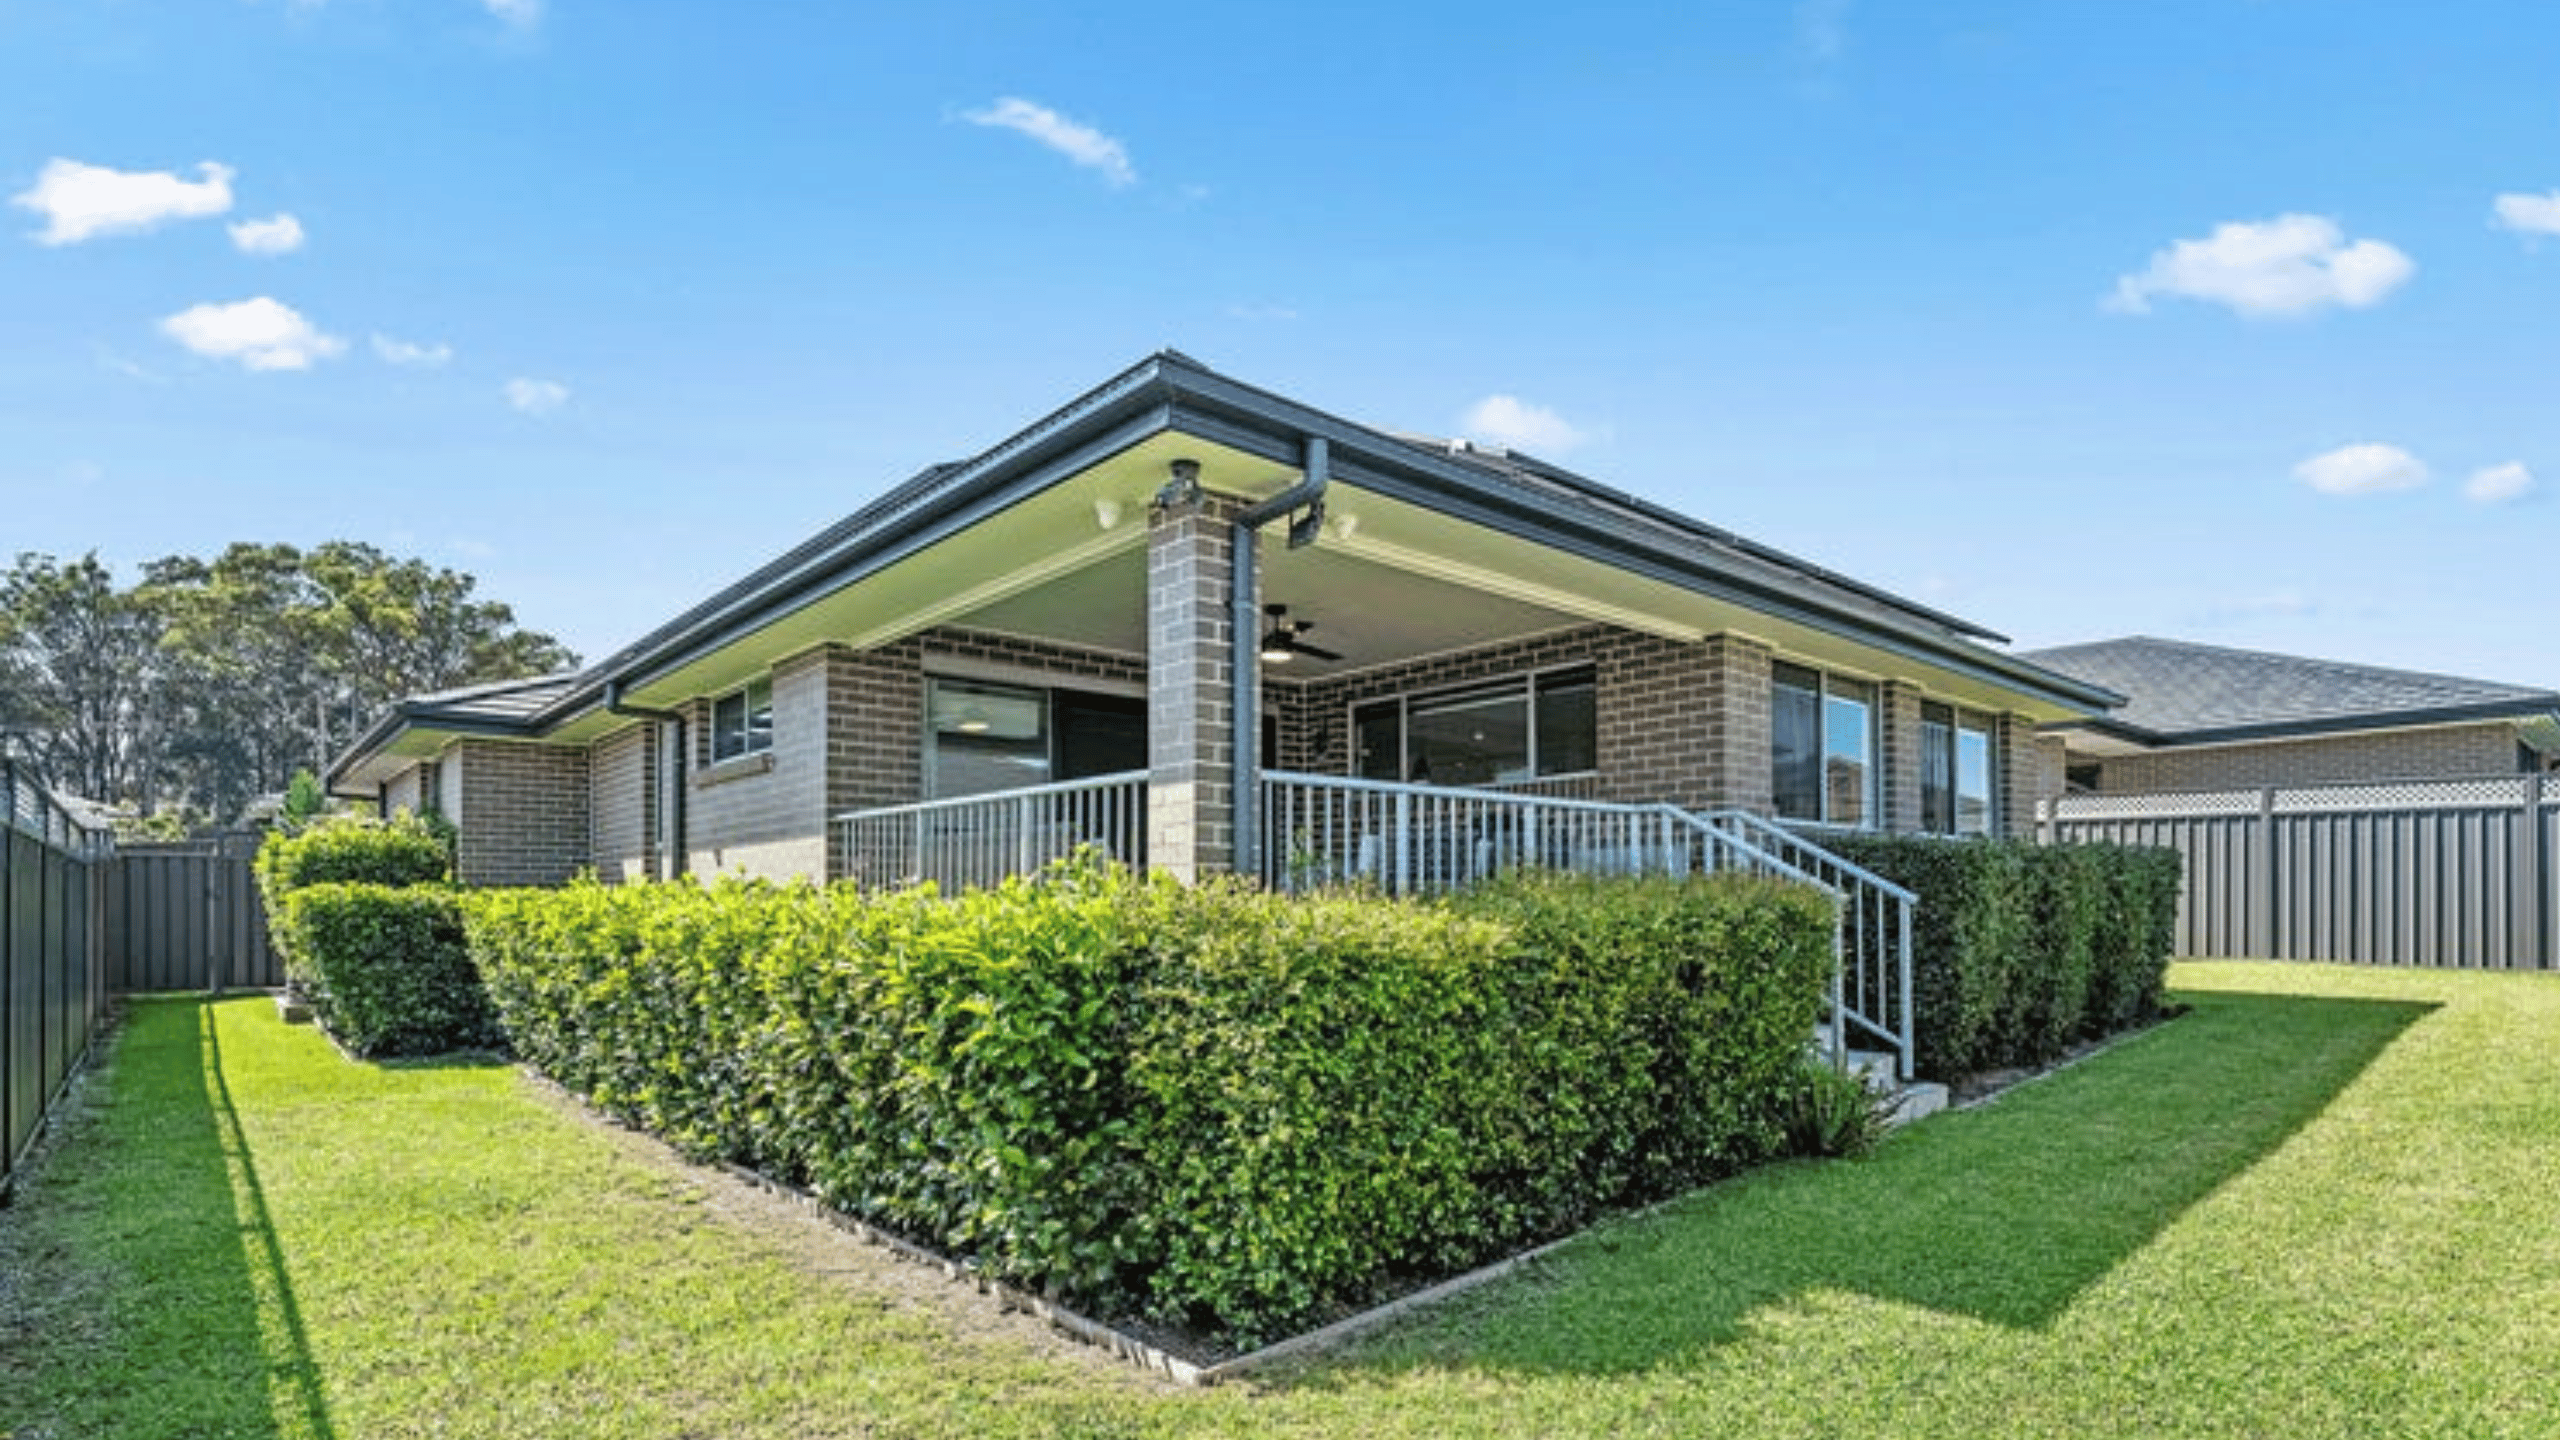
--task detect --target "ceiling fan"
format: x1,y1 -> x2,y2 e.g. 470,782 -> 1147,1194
1259,603 -> 1343,664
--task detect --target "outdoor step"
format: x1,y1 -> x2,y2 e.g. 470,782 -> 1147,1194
1808,1026 -> 1946,1128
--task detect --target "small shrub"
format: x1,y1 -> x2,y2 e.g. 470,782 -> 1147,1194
1779,1058 -> 1892,1159
277,883 -> 497,1057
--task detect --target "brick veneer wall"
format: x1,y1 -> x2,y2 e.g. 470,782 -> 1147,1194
589,725 -> 657,883
1282,625 -> 1777,813
450,739 -> 589,887
2084,722 -> 2524,793
380,765 -> 423,817
683,650 -> 828,880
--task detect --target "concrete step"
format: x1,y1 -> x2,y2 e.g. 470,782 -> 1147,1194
1809,1026 -> 1946,1128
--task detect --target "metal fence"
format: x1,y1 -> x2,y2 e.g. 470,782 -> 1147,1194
2,760 -> 112,1196
2042,774 -> 2557,969
105,832 -> 280,993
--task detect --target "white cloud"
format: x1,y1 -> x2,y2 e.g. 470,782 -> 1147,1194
228,212 -> 305,256
11,158 -> 234,245
2107,214 -> 2413,318
1797,0 -> 1850,61
505,376 -> 569,414
1461,394 -> 1592,455
2493,190 -> 2560,238
962,97 -> 1136,187
159,297 -> 344,371
483,0 -> 542,28
2465,461 -> 2536,504
2293,442 -> 2428,496
372,333 -> 454,368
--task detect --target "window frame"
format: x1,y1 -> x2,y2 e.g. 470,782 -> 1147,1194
1919,700 -> 1999,837
1771,661 -> 1879,829
709,676 -> 774,763
1347,662 -> 1600,788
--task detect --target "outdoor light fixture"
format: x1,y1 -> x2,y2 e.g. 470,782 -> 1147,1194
1259,632 -> 1297,664
954,706 -> 992,734
1153,457 -> 1203,510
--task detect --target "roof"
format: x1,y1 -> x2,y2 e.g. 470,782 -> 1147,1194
2019,636 -> 2560,747
331,350 -> 2121,790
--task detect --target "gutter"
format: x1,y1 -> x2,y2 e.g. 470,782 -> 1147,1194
1228,436 -> 1332,878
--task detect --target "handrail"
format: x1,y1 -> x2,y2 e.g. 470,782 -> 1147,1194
825,769 -> 1148,826
1697,807 -> 1918,903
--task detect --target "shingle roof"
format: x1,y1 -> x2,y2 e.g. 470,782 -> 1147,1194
2017,636 -> 2560,743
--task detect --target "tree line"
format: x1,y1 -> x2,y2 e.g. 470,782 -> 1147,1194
0,542 -> 575,829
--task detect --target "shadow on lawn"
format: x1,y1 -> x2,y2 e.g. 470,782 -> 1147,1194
16,1000 -> 341,1439
1319,987 -> 2433,1381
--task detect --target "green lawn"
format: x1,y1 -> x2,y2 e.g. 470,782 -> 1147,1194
5,962 -> 2557,1439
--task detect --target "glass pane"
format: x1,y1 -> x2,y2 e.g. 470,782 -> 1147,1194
1956,723 -> 1994,836
1535,669 -> 1597,776
1920,703 -> 1954,834
929,679 -> 1049,798
1353,700 -> 1401,781
744,678 -> 773,754
711,689 -> 745,761
1408,684 -> 1530,786
1770,669 -> 1821,821
1823,679 -> 1874,827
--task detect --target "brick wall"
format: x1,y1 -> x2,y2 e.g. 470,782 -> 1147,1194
683,650 -> 828,880
588,724 -> 657,883
1281,624 -> 1776,811
450,739 -> 589,887
380,765 -> 423,817
2085,722 -> 2524,792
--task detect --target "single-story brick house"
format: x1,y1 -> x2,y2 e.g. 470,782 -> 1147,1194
328,351 -> 2119,893
2022,636 -> 2560,793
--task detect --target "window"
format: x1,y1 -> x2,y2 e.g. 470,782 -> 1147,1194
1350,665 -> 1598,786
924,676 -> 1181,799
1920,702 -> 1997,836
928,678 -> 1049,798
710,677 -> 773,762
1773,663 -> 1876,827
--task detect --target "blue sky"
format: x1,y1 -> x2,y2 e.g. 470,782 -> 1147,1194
6,0 -> 2557,686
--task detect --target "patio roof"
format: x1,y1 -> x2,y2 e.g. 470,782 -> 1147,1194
331,350 -> 2121,792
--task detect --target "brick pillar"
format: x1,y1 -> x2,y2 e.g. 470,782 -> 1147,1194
1146,489 -> 1241,882
1880,680 -> 1926,834
1996,713 -> 2048,839
1704,635 -> 1776,815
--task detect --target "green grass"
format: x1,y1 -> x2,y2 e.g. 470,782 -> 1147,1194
5,962 -> 2558,1439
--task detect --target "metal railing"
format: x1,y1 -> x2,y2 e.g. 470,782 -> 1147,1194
835,770 -> 1147,892
832,770 -> 1918,1080
1696,808 -> 1918,1079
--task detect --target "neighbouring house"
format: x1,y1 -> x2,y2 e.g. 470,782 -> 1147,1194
2021,636 -> 2560,794
327,351 -> 2118,896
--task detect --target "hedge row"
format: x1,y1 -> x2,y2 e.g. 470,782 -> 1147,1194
256,815 -> 492,1057
1823,835 -> 2180,1078
463,861 -> 1836,1342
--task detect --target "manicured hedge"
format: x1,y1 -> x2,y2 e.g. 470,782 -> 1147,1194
275,884 -> 498,1057
255,814 -> 453,985
1825,835 -> 2181,1078
462,860 -> 1835,1344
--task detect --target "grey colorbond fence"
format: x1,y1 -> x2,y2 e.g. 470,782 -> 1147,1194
2042,774 -> 2557,969
2,761 -> 112,1196
105,832 -> 280,993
